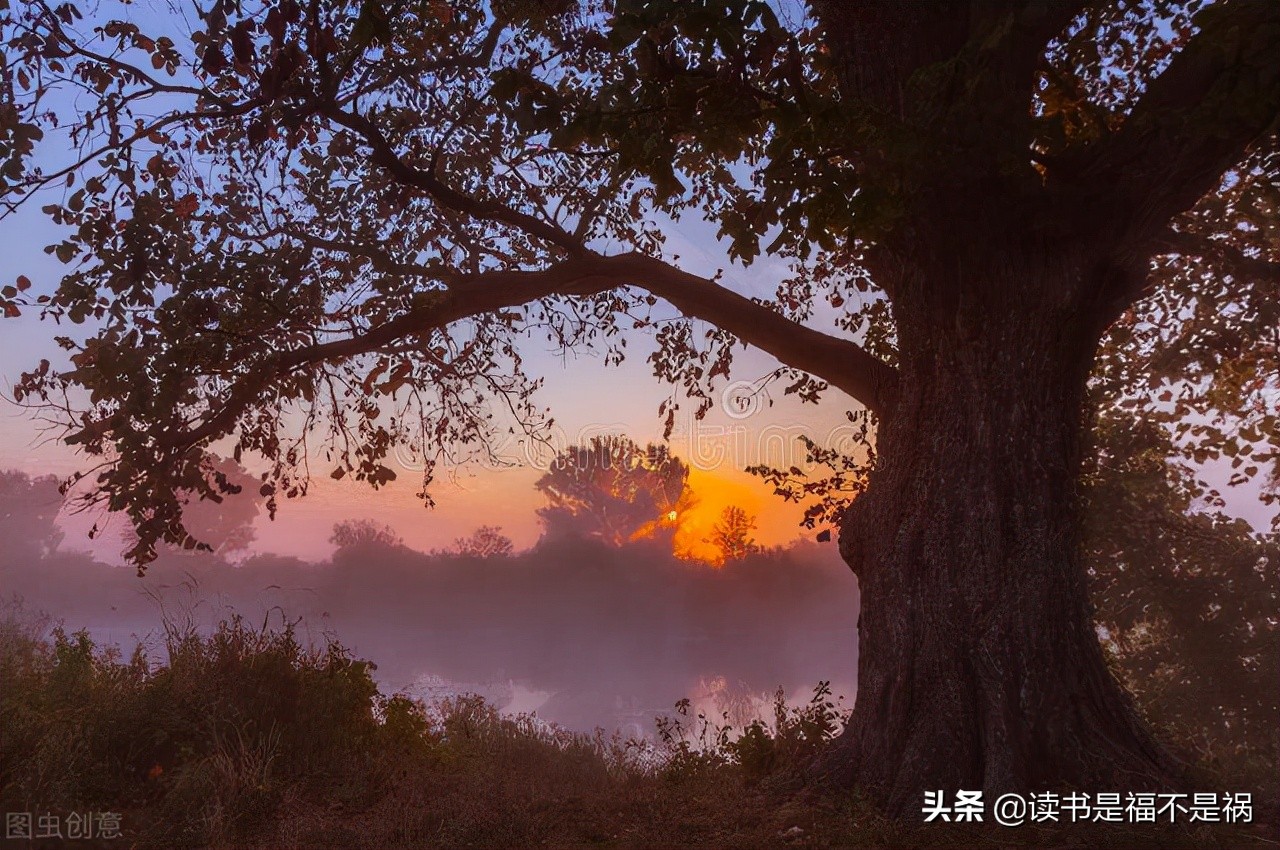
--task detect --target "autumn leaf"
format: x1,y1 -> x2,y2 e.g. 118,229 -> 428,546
174,194 -> 199,218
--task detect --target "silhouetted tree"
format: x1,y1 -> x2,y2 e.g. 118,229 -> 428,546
4,0 -> 1278,811
0,469 -> 64,564
118,455 -> 260,563
1083,412 -> 1279,765
710,506 -> 759,563
452,525 -> 514,558
535,436 -> 692,546
330,519 -> 403,550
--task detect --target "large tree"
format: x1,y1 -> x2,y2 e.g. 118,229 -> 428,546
0,469 -> 64,563
535,435 -> 692,545
2,0 -> 1277,813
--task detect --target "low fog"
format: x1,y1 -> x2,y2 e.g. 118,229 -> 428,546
1,469 -> 858,736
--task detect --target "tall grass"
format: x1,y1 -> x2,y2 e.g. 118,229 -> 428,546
0,599 -> 757,848
0,599 -> 1269,848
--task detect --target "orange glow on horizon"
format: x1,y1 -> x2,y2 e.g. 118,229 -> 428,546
621,469 -> 760,566
241,454 -> 804,564
669,470 -> 769,567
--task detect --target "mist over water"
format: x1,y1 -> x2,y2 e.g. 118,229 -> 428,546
1,523 -> 859,736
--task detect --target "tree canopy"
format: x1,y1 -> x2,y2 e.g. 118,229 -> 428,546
330,517 -> 403,549
709,505 -> 759,562
3,0 -> 1280,815
1,0 -> 1276,565
0,468 -> 64,562
450,523 -> 515,557
535,435 -> 692,546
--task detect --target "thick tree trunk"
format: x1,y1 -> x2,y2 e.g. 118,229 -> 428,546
827,257 -> 1182,815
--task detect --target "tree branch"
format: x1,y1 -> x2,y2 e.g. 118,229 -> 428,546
815,1 -> 1086,117
813,0 -> 970,118
1075,0 -> 1280,249
593,254 -> 901,416
1152,228 -> 1280,288
985,1 -> 1092,119
119,252 -> 897,454
322,104 -> 585,254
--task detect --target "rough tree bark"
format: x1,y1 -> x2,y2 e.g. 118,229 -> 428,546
827,266 -> 1179,810
825,240 -> 1183,814
824,239 -> 1182,809
803,0 -> 1280,815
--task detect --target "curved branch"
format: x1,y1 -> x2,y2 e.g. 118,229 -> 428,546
322,104 -> 585,254
126,251 -> 898,453
600,254 -> 900,415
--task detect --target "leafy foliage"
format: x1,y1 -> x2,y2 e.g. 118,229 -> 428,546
746,409 -> 875,532
0,0 -> 1276,572
0,609 -> 389,846
535,435 -> 693,546
654,681 -> 848,782
116,455 -> 261,563
1,603 -> 679,847
1092,143 -> 1280,525
330,518 -> 403,549
450,524 -> 515,558
2,0 -> 659,564
708,505 -> 759,562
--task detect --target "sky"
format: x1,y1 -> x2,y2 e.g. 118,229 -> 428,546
1,1 -> 1275,746
0,189 -> 865,562
5,189 -> 1274,563
0,0 -> 1271,565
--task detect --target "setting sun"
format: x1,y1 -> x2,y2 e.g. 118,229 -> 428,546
668,470 -> 769,567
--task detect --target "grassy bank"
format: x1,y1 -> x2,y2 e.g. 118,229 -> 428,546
0,605 -> 1271,849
